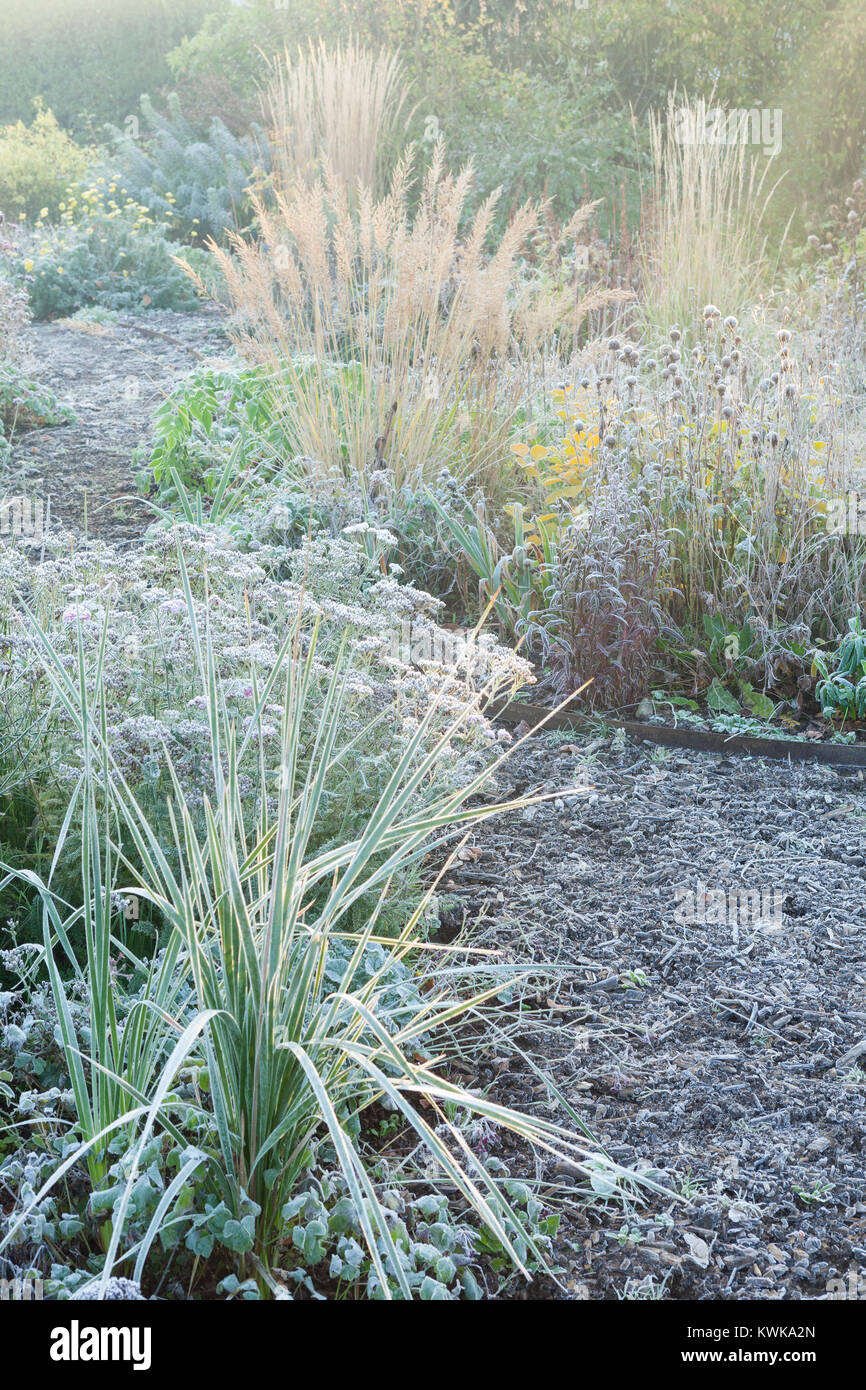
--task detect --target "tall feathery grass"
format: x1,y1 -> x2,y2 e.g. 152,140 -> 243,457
262,40 -> 410,197
641,93 -> 784,331
209,143 -> 613,496
1,545 -> 651,1297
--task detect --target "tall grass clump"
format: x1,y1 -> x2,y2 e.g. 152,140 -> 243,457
209,143 -> 611,496
641,93 -> 783,332
262,40 -> 410,197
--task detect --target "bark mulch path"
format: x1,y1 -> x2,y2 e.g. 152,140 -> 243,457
441,728 -> 866,1300
3,308 -> 229,546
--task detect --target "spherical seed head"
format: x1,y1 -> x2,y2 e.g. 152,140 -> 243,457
607,337 -> 621,353
778,328 -> 792,343
721,405 -> 735,421
721,355 -> 732,370
848,210 -> 859,223
669,326 -> 682,343
807,234 -> 820,248
603,434 -> 617,449
724,316 -> 738,331
769,431 -> 779,447
784,383 -> 796,399
703,304 -> 721,320
643,358 -> 657,372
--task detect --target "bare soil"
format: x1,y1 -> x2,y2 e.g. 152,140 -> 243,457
3,309 -> 228,546
442,730 -> 866,1300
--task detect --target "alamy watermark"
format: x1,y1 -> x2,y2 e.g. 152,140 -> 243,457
0,495 -> 49,541
673,103 -> 782,158
0,1274 -> 44,1300
826,491 -> 866,536
826,1265 -> 866,1299
674,881 -> 784,932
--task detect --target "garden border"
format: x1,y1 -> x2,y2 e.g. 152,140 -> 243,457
486,699 -> 866,767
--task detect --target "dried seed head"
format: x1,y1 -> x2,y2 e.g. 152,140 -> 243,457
784,383 -> 797,400
778,328 -> 792,344
721,404 -> 735,421
724,316 -> 738,331
607,337 -> 622,353
669,326 -> 682,343
703,304 -> 721,320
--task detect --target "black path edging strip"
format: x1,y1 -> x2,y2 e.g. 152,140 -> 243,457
485,699 -> 866,768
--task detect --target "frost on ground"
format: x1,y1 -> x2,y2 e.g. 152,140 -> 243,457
441,731 -> 866,1300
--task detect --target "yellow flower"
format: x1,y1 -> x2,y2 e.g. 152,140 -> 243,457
39,207 -> 48,219
23,259 -> 33,272
57,267 -> 64,274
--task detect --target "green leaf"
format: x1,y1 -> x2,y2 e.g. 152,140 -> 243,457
738,681 -> 775,719
706,677 -> 740,714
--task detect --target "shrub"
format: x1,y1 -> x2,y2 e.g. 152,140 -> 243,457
17,182 -> 200,319
0,0 -> 216,135
100,92 -> 268,246
0,105 -> 88,225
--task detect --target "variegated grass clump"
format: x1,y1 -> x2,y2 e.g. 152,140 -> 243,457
0,550 -> 652,1298
208,144 -> 616,496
